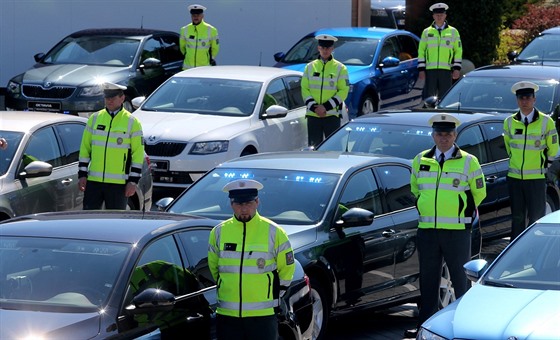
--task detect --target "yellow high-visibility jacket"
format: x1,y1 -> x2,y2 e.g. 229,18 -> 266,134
411,145 -> 487,230
418,22 -> 462,71
179,20 -> 219,69
208,212 -> 295,317
504,110 -> 559,179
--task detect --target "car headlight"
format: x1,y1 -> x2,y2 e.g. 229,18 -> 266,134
7,80 -> 21,94
78,85 -> 103,97
417,327 -> 448,340
190,141 -> 229,155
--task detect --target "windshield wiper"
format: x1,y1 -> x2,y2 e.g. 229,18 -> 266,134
483,279 -> 516,288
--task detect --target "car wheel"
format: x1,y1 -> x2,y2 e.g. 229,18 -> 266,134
309,278 -> 329,340
546,194 -> 556,215
439,262 -> 456,309
358,94 -> 377,116
127,196 -> 138,210
240,148 -> 257,157
396,238 -> 416,262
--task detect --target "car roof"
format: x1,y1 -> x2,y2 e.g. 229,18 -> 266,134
69,28 -> 178,38
349,109 -> 503,127
310,27 -> 416,39
464,64 -> 560,80
534,209 -> 560,224
173,65 -> 303,82
217,151 -> 410,175
541,26 -> 560,35
0,111 -> 87,133
0,211 -> 218,243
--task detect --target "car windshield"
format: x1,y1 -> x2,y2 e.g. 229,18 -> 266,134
0,237 -> 130,310
438,77 -> 560,114
42,36 -> 140,67
140,77 -> 262,116
0,131 -> 23,176
483,224 -> 560,290
168,168 -> 340,225
517,34 -> 560,63
282,36 -> 379,66
317,122 -> 434,159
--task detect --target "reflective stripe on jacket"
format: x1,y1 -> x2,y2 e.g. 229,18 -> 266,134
418,22 -> 462,71
208,212 -> 295,317
411,145 -> 487,230
503,110 -> 559,179
179,21 -> 219,69
78,108 -> 144,184
301,56 -> 349,118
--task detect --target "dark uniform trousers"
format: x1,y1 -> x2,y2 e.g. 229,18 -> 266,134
83,181 -> 128,210
507,177 -> 546,240
423,69 -> 453,99
216,314 -> 278,340
417,228 -> 471,324
307,115 -> 341,147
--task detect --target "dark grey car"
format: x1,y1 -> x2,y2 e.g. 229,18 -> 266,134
5,28 -> 183,116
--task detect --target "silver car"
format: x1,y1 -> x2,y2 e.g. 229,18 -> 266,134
0,111 -> 152,220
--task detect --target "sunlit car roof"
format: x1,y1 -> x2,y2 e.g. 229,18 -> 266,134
173,65 -> 303,82
68,28 -> 177,38
216,150 -> 410,174
0,111 -> 86,132
0,211 -> 216,243
461,64 -> 560,79
313,27 -> 403,39
346,109 -> 502,126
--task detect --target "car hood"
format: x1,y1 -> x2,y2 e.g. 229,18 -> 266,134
276,224 -> 318,252
0,308 -> 100,338
135,110 -> 251,142
19,64 -> 128,86
423,283 -> 560,339
279,64 -> 368,85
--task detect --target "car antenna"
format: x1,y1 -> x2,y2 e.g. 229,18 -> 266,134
344,127 -> 352,152
259,52 -> 262,66
457,92 -> 461,111
140,16 -> 144,29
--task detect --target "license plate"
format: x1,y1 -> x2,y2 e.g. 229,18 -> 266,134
152,160 -> 169,172
28,101 -> 61,112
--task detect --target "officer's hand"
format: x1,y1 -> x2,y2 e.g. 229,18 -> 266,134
125,182 -> 137,197
452,69 -> 461,80
78,177 -> 87,192
418,71 -> 425,80
315,105 -> 327,117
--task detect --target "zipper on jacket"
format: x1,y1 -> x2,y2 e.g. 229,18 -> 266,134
103,115 -> 115,182
238,222 -> 247,317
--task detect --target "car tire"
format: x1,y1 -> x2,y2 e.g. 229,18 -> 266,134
309,277 -> 329,340
358,93 -> 377,116
127,196 -> 138,210
396,237 -> 416,262
439,262 -> 456,309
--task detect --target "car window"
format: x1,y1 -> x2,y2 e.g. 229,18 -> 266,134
379,37 -> 400,63
339,169 -> 382,214
375,164 -> 415,211
285,76 -> 304,108
457,125 -> 487,164
159,35 -> 183,64
177,229 -> 215,287
54,122 -> 85,164
20,126 -> 63,171
263,78 -> 290,112
334,38 -> 377,66
482,122 -> 508,161
0,131 -> 23,176
397,34 -> 418,60
44,36 -> 139,66
141,37 -> 162,62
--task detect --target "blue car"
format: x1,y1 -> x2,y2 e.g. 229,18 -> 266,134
419,210 -> 560,340
273,27 -> 423,118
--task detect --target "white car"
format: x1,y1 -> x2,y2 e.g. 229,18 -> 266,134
133,65 -> 346,190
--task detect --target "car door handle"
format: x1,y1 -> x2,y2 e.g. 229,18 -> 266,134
61,178 -> 73,185
290,120 -> 299,125
400,70 -> 408,74
382,229 -> 396,238
486,175 -> 498,183
186,312 -> 205,321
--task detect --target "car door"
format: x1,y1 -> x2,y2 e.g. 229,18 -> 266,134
118,235 -> 212,339
133,36 -> 170,97
283,75 -> 308,149
53,122 -> 85,211
10,125 -> 68,216
331,167 -> 397,310
376,36 -> 409,108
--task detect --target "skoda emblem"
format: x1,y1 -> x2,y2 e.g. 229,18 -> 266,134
257,258 -> 266,269
117,137 -> 123,145
44,82 -> 52,88
148,135 -> 157,143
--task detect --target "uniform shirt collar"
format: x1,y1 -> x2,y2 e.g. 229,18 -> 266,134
521,109 -> 536,123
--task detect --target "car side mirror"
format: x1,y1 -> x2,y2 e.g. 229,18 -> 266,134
379,56 -> 400,68
34,53 -> 46,63
463,259 -> 488,282
125,288 -> 175,314
261,105 -> 288,119
336,207 -> 374,228
507,50 -> 518,62
139,58 -> 162,73
19,161 -> 53,179
131,96 -> 146,110
155,197 -> 174,211
423,96 -> 439,108
273,52 -> 285,63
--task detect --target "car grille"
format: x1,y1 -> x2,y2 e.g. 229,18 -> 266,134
145,142 -> 187,157
22,85 -> 76,99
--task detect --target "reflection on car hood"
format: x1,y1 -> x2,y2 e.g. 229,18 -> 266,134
425,284 -> 560,339
276,224 -> 317,251
21,64 -> 128,86
0,309 -> 100,338
135,111 -> 251,142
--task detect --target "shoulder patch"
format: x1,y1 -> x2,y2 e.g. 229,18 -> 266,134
476,178 -> 484,189
553,135 -> 558,144
285,251 -> 294,265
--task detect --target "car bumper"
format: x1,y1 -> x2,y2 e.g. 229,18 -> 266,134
5,93 -> 103,117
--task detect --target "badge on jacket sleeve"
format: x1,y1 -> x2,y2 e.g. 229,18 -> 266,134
285,251 -> 294,265
257,258 -> 266,269
553,135 -> 558,144
117,137 -> 123,145
476,178 -> 484,189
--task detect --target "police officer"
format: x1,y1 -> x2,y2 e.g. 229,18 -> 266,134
179,4 -> 220,69
301,34 -> 349,147
417,3 -> 462,99
504,81 -> 559,240
208,179 -> 295,340
405,113 -> 486,338
78,82 -> 144,210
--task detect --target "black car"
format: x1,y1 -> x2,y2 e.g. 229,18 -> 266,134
316,109 -> 560,240
158,151 -> 482,339
5,28 -> 184,116
508,26 -> 560,67
0,211 -> 313,340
